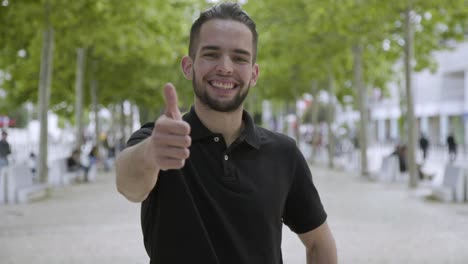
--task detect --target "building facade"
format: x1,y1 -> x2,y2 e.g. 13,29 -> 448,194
370,41 -> 468,149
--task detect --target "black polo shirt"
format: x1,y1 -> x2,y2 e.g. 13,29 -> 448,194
126,107 -> 327,264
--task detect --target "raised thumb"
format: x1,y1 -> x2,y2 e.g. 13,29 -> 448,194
163,83 -> 182,120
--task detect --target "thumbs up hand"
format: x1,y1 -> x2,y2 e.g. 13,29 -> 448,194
147,83 -> 191,170
163,83 -> 182,120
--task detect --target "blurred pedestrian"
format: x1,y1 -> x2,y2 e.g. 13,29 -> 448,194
446,133 -> 457,162
88,145 -> 99,167
67,148 -> 89,181
29,152 -> 37,181
419,133 -> 429,160
0,130 -> 11,169
391,144 -> 407,173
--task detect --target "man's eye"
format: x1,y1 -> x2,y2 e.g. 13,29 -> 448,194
203,53 -> 217,58
234,57 -> 248,63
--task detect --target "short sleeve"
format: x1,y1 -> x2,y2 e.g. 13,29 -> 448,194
126,122 -> 155,148
282,146 -> 327,234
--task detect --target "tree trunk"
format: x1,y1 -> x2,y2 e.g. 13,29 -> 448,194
309,81 -> 320,164
109,104 -> 118,152
37,2 -> 54,184
129,102 -> 135,135
91,79 -> 101,145
120,101 -> 127,146
405,4 -> 418,188
327,69 -> 335,169
292,66 -> 301,144
75,48 -> 86,148
353,43 -> 369,176
91,76 -> 99,147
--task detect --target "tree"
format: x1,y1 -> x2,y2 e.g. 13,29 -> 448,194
386,0 -> 468,187
0,0 -> 202,183
246,0 -> 468,181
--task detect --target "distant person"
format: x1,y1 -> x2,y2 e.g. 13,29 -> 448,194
419,133 -> 429,160
28,152 -> 37,181
446,133 -> 457,162
391,144 -> 407,173
88,145 -> 99,166
85,145 -> 100,181
67,148 -> 88,181
0,130 -> 11,169
390,144 -> 432,180
104,144 -> 116,172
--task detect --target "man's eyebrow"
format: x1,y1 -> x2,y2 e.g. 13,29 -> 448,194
233,49 -> 251,57
200,46 -> 251,57
200,45 -> 220,52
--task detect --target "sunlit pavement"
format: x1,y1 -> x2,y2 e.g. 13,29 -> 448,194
1,166 -> 468,264
0,170 -> 148,264
283,165 -> 468,264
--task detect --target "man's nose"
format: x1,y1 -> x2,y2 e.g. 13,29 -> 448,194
216,56 -> 233,74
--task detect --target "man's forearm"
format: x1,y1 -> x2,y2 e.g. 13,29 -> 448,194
306,241 -> 338,264
115,139 -> 159,202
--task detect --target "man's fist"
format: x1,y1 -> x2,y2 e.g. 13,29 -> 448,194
147,83 -> 191,170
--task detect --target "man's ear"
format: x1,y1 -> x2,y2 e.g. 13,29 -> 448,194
181,56 -> 193,80
250,63 -> 259,87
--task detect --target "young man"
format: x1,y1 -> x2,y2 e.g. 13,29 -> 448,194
116,2 -> 337,263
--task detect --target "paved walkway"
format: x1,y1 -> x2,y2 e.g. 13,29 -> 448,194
1,167 -> 467,263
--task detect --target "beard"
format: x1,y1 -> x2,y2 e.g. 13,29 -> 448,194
192,74 -> 250,113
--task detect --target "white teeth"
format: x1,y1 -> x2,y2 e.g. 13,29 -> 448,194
211,81 -> 235,89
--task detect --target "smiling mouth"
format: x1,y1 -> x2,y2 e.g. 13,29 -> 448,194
209,80 -> 237,90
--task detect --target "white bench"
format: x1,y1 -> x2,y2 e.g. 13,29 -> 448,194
0,168 -> 6,204
466,168 -> 468,202
431,164 -> 466,203
377,155 -> 400,182
5,163 -> 48,204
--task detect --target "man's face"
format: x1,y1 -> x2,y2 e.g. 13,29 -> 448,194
182,19 -> 259,112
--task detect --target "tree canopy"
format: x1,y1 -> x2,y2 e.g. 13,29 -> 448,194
0,0 -> 467,124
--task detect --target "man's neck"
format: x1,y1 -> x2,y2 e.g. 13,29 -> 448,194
194,102 -> 244,147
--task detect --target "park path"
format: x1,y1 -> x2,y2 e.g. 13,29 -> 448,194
1,166 -> 468,263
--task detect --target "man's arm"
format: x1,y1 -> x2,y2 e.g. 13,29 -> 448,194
115,138 -> 160,202
115,83 -> 191,203
298,221 -> 337,264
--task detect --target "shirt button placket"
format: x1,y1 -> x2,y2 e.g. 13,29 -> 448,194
224,154 -> 229,161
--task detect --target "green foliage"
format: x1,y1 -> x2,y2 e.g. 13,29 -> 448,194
0,0 -> 202,119
10,104 -> 30,128
0,0 -> 467,120
245,0 -> 468,104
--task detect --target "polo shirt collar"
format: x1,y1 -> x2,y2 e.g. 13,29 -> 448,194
183,106 -> 260,149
